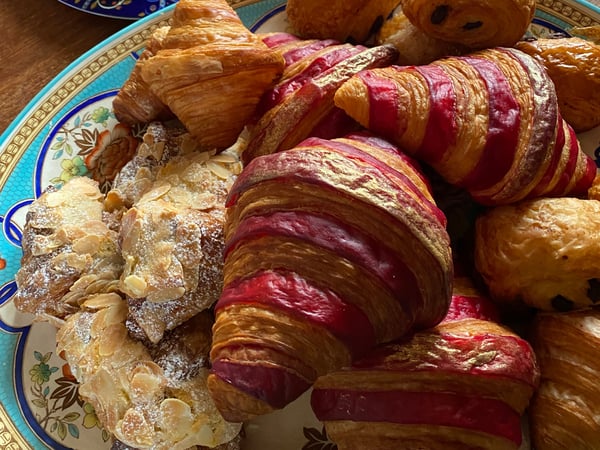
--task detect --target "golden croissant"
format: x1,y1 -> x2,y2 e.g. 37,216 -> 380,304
207,132 -> 453,422
529,309 -> 600,450
136,0 -> 285,151
334,47 -> 596,205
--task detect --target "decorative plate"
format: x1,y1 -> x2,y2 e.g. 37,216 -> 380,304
1,0 -> 599,449
57,0 -> 179,20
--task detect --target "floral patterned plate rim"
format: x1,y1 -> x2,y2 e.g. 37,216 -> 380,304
0,0 -> 599,449
56,0 -> 179,20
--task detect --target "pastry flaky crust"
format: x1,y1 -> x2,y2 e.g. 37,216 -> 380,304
242,33 -> 398,164
285,0 -> 399,43
516,36 -> 600,133
311,277 -> 540,450
208,132 -> 453,422
137,0 -> 285,151
529,310 -> 600,450
112,26 -> 173,125
13,177 -> 123,323
334,47 -> 596,206
474,197 -> 600,312
401,0 -> 535,49
57,293 -> 241,450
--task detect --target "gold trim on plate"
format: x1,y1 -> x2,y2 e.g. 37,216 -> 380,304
538,0 -> 600,26
0,403 -> 32,450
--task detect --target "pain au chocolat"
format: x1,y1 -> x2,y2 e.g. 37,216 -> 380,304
516,36 -> 600,133
474,196 -> 600,313
311,273 -> 539,450
207,132 -> 453,422
401,0 -> 536,49
334,47 -> 596,206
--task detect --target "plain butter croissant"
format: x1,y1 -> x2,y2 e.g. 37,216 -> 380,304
138,0 -> 285,151
208,132 -> 453,422
334,47 -> 596,205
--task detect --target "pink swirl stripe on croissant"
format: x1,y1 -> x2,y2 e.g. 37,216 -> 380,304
412,65 -> 458,165
351,333 -> 539,387
216,269 -> 377,359
452,56 -> 521,192
223,210 -> 424,326
335,48 -> 596,205
312,389 -> 523,445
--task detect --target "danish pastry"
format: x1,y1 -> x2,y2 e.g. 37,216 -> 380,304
208,132 -> 453,421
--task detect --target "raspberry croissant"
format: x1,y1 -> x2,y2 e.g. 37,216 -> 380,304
207,132 -> 453,422
334,47 -> 596,205
311,274 -> 540,450
242,33 -> 397,164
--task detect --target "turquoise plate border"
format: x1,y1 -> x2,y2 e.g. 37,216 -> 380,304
0,1 -> 599,449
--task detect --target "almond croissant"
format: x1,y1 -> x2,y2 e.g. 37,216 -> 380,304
207,132 -> 453,422
334,47 -> 596,205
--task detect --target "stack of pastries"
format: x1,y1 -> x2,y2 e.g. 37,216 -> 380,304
11,0 -> 600,448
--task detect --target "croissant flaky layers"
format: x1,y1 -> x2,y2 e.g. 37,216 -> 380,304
207,132 -> 453,422
312,274 -> 540,450
334,47 -> 596,206
114,0 -> 285,151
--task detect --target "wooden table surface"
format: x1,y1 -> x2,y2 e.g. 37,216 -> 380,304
0,0 -> 130,135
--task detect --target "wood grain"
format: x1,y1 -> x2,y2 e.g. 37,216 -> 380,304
0,0 -> 128,135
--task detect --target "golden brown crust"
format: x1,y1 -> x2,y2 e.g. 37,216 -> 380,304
515,37 -> 600,132
285,0 -> 399,43
529,310 -> 600,450
377,7 -> 467,65
138,0 -> 284,150
112,26 -> 173,125
474,197 -> 600,311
